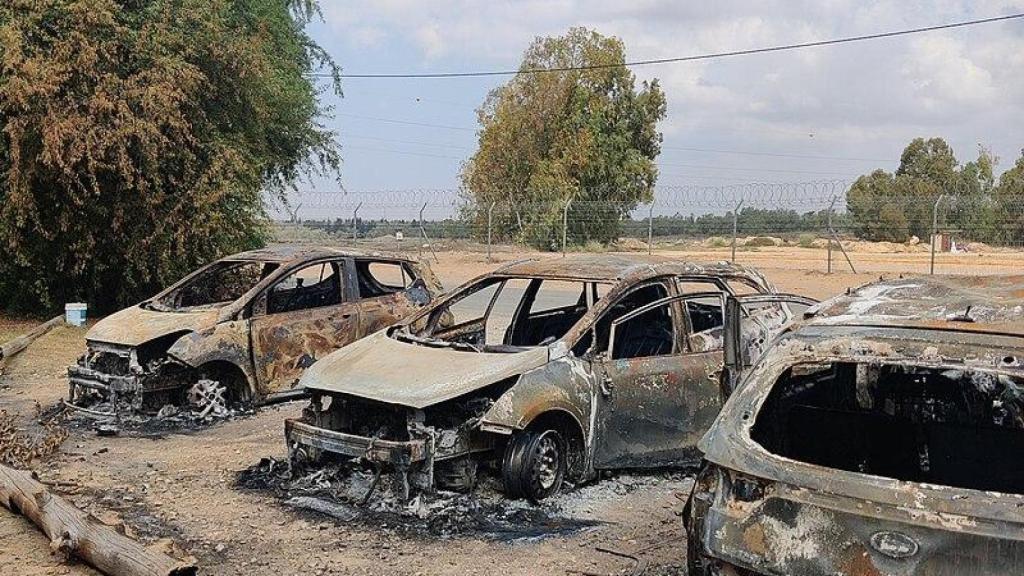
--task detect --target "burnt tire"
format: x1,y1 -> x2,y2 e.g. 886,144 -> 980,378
502,429 -> 566,503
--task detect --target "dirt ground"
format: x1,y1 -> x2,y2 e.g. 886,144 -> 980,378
1,245 -> 1021,576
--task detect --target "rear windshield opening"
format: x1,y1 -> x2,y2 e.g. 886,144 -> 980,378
752,361 -> 1024,494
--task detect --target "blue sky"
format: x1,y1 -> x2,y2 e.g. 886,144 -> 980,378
288,1 -> 1024,218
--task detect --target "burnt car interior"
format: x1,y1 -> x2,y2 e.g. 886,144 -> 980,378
405,277 -> 614,352
752,360 -> 1024,494
356,260 -> 414,298
152,260 -> 278,311
267,261 -> 342,314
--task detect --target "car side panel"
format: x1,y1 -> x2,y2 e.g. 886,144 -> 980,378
165,320 -> 256,396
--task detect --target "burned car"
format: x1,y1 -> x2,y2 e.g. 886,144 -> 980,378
685,275 -> 1024,576
68,246 -> 441,418
285,255 -> 814,502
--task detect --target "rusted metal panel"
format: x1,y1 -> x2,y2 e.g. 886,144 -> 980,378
593,351 -> 722,469
68,246 -> 438,416
300,331 -> 549,409
809,274 -> 1024,336
688,275 -> 1024,576
86,306 -> 218,347
293,256 -> 800,499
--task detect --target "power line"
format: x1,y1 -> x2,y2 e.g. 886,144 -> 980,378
658,161 -> 859,177
310,13 -> 1024,79
343,144 -> 464,160
338,112 -> 476,131
661,145 -> 888,163
345,133 -> 473,151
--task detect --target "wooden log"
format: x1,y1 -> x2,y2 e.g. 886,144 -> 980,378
0,464 -> 197,576
0,315 -> 65,363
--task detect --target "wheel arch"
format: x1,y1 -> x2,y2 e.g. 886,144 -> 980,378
166,325 -> 258,400
194,359 -> 256,403
523,409 -> 587,481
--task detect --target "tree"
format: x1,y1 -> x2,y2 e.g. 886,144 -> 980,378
0,0 -> 339,313
846,138 -> 1003,243
461,27 -> 666,248
995,150 -> 1024,244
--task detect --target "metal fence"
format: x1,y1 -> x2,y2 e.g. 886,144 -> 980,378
270,181 -> 1024,277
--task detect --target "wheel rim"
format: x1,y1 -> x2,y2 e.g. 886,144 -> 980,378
531,433 -> 561,491
187,379 -> 228,416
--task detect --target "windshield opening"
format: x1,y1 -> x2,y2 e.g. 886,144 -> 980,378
151,260 -> 278,311
752,360 -> 1024,494
398,276 -> 610,352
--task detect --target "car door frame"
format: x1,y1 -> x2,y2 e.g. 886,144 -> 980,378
351,257 -> 433,334
247,256 -> 362,398
722,293 -> 819,396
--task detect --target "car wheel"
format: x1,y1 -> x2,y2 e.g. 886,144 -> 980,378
502,429 -> 566,503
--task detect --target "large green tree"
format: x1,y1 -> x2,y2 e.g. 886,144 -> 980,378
847,138 -> 1001,242
995,150 -> 1024,245
461,27 -> 666,248
0,0 -> 339,313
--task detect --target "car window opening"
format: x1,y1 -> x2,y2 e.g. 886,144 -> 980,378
267,262 -> 342,314
356,260 -> 414,298
752,361 -> 1024,494
152,261 -> 277,311
401,277 -> 614,352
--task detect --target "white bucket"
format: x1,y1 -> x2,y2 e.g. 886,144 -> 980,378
65,302 -> 87,327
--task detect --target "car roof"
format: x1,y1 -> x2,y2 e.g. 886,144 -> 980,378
804,275 -> 1024,337
492,254 -> 769,285
227,244 -> 416,264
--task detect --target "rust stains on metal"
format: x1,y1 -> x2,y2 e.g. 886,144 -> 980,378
66,247 -> 440,420
686,275 -> 1024,576
287,255 -> 806,503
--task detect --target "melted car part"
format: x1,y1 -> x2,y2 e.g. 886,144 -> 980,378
752,362 -> 1024,493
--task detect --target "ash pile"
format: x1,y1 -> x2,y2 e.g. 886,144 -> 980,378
233,456 -> 643,540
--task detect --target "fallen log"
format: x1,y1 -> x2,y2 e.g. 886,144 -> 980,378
0,464 -> 197,576
0,315 -> 65,364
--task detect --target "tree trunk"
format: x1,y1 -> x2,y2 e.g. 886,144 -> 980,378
0,464 -> 197,576
0,315 -> 64,362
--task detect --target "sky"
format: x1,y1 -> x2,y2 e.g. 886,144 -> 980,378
291,0 -> 1024,218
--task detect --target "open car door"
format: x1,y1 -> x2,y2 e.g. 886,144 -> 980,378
722,293 -> 819,397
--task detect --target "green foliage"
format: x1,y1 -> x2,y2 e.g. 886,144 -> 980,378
461,27 -> 666,249
994,150 -> 1024,245
797,233 -> 816,248
845,138 -> 1015,243
0,0 -> 339,313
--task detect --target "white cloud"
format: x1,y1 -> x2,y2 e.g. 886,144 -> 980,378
321,0 -> 1024,177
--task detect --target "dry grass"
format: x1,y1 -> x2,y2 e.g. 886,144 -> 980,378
0,407 -> 67,469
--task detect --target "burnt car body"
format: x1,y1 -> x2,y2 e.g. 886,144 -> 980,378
685,275 -> 1024,576
285,255 -> 815,501
67,246 -> 441,417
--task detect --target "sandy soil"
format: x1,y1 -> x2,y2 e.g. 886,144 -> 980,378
1,245 -> 1021,575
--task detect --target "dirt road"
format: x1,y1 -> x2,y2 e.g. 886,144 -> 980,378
0,246 -> 1017,575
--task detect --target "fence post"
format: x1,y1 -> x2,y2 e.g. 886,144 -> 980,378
418,202 -> 438,263
930,194 -> 947,275
487,202 -> 496,262
352,202 -> 362,242
561,196 -> 573,257
730,199 -> 744,263
647,202 -> 655,255
827,196 -> 836,274
825,195 -> 857,274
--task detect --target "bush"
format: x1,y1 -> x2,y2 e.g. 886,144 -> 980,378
0,0 -> 339,314
745,236 -> 779,247
797,233 -> 817,248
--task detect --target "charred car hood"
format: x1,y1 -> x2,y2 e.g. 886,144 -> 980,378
86,305 -> 220,347
299,331 -> 550,409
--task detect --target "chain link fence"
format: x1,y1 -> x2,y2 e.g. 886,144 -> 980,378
271,182 -> 1024,277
